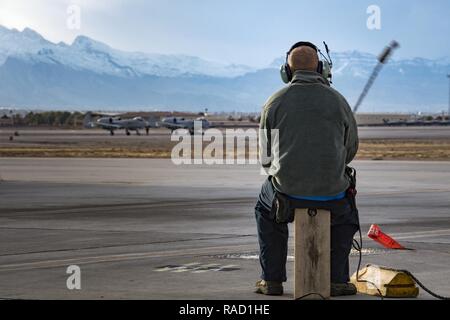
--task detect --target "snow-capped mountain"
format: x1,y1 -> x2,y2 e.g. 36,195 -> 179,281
0,25 -> 253,78
0,25 -> 449,112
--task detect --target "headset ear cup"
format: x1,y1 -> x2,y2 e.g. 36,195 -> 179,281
280,63 -> 291,83
317,61 -> 323,76
324,61 -> 332,80
286,64 -> 292,82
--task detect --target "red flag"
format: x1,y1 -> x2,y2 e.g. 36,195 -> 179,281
367,224 -> 405,249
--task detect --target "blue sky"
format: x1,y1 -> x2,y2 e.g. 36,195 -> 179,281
1,0 -> 449,67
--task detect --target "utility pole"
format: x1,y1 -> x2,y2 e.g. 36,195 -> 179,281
353,41 -> 399,113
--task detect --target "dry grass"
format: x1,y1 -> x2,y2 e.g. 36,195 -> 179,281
357,140 -> 450,161
1,139 -> 449,161
0,147 -> 171,158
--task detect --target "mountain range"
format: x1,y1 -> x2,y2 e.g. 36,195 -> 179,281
0,25 -> 449,113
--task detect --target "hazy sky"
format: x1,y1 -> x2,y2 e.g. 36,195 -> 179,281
1,0 -> 449,67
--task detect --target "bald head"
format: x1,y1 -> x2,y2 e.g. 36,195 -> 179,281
288,46 -> 319,73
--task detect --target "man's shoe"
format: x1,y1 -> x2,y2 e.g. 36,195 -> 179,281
331,282 -> 357,297
254,280 -> 284,296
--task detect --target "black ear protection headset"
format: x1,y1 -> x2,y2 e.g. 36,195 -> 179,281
280,41 -> 333,83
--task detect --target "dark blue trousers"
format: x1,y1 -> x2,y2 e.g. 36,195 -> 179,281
255,177 -> 359,283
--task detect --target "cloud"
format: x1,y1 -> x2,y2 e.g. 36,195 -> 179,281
0,0 -> 125,30
0,0 -> 128,45
0,0 -> 448,66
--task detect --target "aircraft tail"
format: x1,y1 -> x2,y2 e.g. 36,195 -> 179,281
147,116 -> 159,128
83,112 -> 94,128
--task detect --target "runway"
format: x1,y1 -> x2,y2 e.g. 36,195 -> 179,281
0,158 -> 449,299
2,126 -> 450,142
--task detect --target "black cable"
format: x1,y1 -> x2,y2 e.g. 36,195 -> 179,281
406,271 -> 450,300
349,166 -> 384,299
295,292 -> 327,300
353,225 -> 384,300
368,264 -> 450,300
298,166 -> 448,301
353,211 -> 450,300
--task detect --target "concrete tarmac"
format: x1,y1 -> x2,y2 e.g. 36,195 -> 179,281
2,126 -> 450,142
0,158 -> 449,299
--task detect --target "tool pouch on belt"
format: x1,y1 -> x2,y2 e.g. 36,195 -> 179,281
270,191 -> 295,224
345,166 -> 357,190
270,166 -> 359,224
345,166 -> 358,212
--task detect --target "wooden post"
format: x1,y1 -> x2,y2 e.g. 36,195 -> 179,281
294,208 -> 330,299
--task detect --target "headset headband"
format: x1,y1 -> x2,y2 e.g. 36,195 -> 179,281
280,41 -> 333,84
287,41 -> 318,56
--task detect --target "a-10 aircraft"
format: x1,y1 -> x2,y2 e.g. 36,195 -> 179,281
159,116 -> 211,135
84,112 -> 158,135
84,111 -> 259,136
158,109 -> 260,134
83,112 -> 212,136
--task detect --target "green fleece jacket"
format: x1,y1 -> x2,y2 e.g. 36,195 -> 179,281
260,70 -> 359,197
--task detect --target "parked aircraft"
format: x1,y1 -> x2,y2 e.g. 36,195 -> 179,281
84,112 -> 158,135
159,116 -> 210,135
